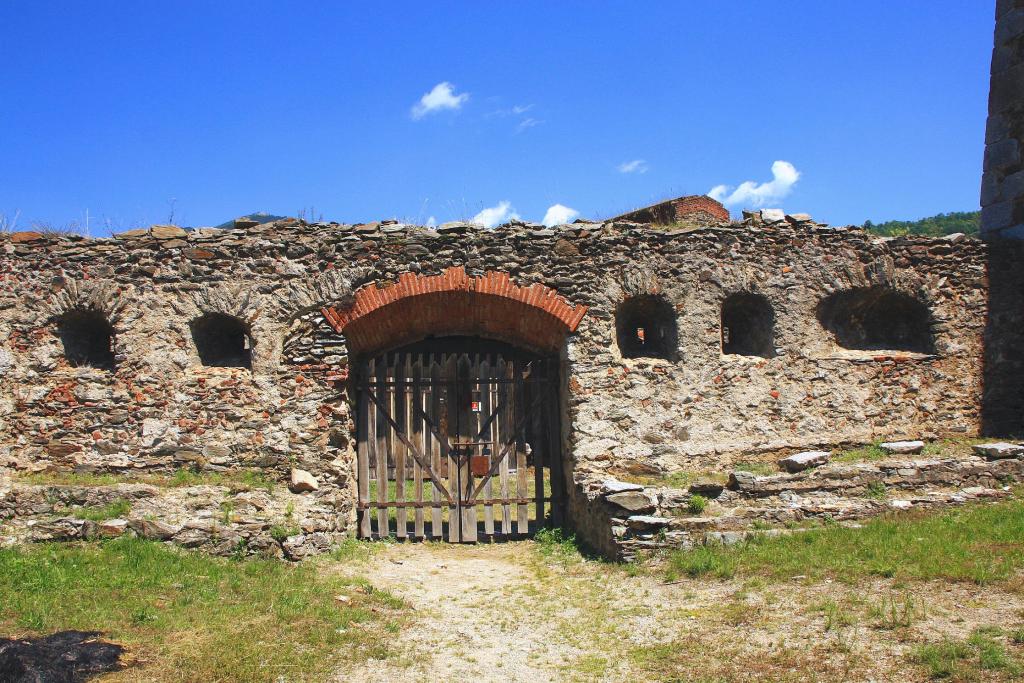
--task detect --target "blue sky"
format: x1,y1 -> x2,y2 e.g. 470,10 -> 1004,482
0,2 -> 993,233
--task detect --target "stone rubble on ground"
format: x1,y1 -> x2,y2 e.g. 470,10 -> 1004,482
777,450 -> 830,473
879,440 -> 925,455
592,449 -> 1024,560
972,442 -> 1024,460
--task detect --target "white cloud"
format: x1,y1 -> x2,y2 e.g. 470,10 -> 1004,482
515,117 -> 542,133
425,215 -> 436,227
542,204 -> 579,227
617,159 -> 648,174
411,82 -> 469,119
708,160 -> 801,207
472,201 -> 519,228
486,103 -> 534,118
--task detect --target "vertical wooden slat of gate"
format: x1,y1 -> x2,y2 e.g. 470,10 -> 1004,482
393,355 -> 407,539
497,355 -> 512,535
429,354 -> 444,538
444,354 -> 460,543
375,356 -> 389,538
480,355 -> 494,536
546,360 -> 564,527
412,354 -> 425,539
533,361 -> 546,527
357,364 -> 372,538
458,353 -> 478,542
515,359 -> 529,535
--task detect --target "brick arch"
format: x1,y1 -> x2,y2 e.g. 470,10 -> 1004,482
322,267 -> 587,356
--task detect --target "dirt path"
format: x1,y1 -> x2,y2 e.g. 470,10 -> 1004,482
333,541 -> 1024,682
335,542 -> 589,682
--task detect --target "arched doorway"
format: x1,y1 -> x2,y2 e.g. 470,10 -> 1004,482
322,268 -> 587,542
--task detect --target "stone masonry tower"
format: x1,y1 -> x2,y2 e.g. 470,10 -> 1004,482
982,0 -> 1024,435
982,0 -> 1024,238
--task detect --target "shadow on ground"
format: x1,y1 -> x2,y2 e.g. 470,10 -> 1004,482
0,630 -> 124,682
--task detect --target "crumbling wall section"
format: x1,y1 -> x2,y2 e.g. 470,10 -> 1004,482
611,194 -> 730,227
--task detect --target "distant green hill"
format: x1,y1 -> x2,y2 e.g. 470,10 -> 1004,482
863,211 -> 980,237
214,212 -> 289,230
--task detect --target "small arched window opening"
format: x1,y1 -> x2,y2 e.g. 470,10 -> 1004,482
817,286 -> 934,354
615,295 -> 678,360
191,313 -> 252,368
57,309 -> 116,369
721,293 -> 775,357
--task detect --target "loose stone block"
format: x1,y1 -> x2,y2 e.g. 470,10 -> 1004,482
600,479 -> 645,495
98,519 -> 128,536
626,515 -> 670,530
879,440 -> 925,455
150,225 -> 188,240
10,231 -> 43,243
972,442 -> 1024,460
778,451 -> 830,473
704,531 -> 746,545
728,471 -> 758,490
689,478 -> 725,497
605,490 -> 658,513
289,468 -> 319,493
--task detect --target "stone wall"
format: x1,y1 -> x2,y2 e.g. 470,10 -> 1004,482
0,210 -> 991,555
981,1 -> 1024,436
982,0 -> 1024,239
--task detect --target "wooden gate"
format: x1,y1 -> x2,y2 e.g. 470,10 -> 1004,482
355,340 -> 563,542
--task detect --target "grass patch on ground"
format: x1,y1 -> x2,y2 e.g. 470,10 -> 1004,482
832,442 -> 888,463
832,436 -> 988,464
65,499 -> 132,521
666,498 -> 1024,584
16,467 -> 277,492
921,437 -> 991,459
330,537 -> 390,563
0,537 -> 406,681
915,627 -> 1023,679
614,470 -> 733,491
534,527 -> 582,564
733,460 -> 777,476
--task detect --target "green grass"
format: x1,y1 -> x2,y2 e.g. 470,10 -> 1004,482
534,527 -> 581,563
0,537 -> 406,681
666,498 -> 1024,584
832,443 -> 887,463
733,461 -> 776,477
330,537 -> 388,563
834,437 -> 990,464
867,592 -> 921,629
270,524 -> 301,542
915,628 -> 1022,679
687,494 -> 708,514
67,499 -> 132,521
921,437 -> 989,458
620,470 -> 713,489
865,481 -> 888,500
17,468 -> 277,492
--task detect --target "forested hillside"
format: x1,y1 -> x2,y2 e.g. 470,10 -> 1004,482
862,211 -> 980,237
